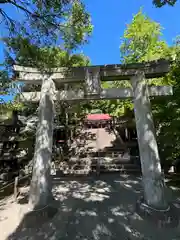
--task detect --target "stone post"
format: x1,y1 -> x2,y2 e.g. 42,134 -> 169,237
131,72 -> 168,210
29,75 -> 56,209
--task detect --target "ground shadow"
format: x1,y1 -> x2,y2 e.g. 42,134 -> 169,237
6,174 -> 180,240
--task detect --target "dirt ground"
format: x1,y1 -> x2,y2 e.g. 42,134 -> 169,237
1,173 -> 180,240
1,128 -> 180,239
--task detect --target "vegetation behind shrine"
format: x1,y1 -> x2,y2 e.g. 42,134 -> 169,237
1,7 -> 180,166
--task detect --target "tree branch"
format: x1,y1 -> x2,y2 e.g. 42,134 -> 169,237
0,0 -> 11,3
153,0 -> 177,7
0,8 -> 15,27
5,0 -> 64,28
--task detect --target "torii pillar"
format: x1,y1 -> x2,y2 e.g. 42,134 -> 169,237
131,72 -> 167,210
29,75 -> 56,209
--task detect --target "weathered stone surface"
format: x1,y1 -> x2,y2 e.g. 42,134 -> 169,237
13,59 -> 170,83
136,196 -> 179,228
29,76 -> 55,209
131,72 -> 168,209
85,67 -> 101,95
18,85 -> 173,102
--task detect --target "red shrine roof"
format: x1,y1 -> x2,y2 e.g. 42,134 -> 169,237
86,113 -> 112,121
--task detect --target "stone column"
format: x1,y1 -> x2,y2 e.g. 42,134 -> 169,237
29,75 -> 56,209
131,72 -> 167,210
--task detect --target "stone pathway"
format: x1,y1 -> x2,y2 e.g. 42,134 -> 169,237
70,127 -> 116,155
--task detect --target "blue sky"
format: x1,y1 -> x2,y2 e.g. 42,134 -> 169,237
0,0 -> 180,101
82,0 -> 180,65
0,0 -> 180,65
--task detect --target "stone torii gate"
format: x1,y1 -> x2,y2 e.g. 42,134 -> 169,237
13,60 -> 172,210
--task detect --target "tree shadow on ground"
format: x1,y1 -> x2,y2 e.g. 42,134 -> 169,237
7,174 -> 180,240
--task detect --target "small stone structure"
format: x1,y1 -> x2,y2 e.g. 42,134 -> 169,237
13,60 -> 175,216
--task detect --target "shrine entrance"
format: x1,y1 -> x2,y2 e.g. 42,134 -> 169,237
13,59 -> 173,209
51,102 -> 137,175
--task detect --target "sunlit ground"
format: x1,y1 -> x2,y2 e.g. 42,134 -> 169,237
1,173 -> 180,240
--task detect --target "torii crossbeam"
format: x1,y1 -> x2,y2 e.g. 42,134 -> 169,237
14,60 -> 172,102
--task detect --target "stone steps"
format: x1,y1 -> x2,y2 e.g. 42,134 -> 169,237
67,155 -> 140,164
56,157 -> 141,176
58,166 -> 140,176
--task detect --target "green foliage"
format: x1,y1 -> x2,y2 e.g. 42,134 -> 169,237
4,37 -> 90,68
120,9 -> 170,63
62,1 -> 93,50
0,100 -> 24,121
0,68 -> 18,106
152,44 -> 180,163
0,1 -> 93,49
153,0 -> 177,7
119,9 -> 172,114
0,70 -> 10,95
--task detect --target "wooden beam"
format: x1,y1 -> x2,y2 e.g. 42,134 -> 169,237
18,86 -> 173,102
13,60 -> 170,83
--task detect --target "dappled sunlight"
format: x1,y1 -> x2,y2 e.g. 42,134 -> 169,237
169,186 -> 180,191
78,209 -> 98,217
123,183 -> 134,189
115,179 -> 139,185
130,212 -> 143,221
79,192 -> 109,202
1,175 -> 180,239
60,204 -> 72,213
121,222 -> 147,239
115,178 -> 142,194
111,205 -> 131,218
53,178 -> 111,202
92,223 -> 113,240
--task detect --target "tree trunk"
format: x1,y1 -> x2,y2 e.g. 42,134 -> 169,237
29,76 -> 55,209
131,72 -> 168,210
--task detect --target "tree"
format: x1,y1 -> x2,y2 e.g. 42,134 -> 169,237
152,41 -> 180,171
0,70 -> 10,96
4,38 -> 90,68
120,9 -> 170,64
153,0 -> 177,7
0,1 -> 92,49
119,9 -> 174,209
